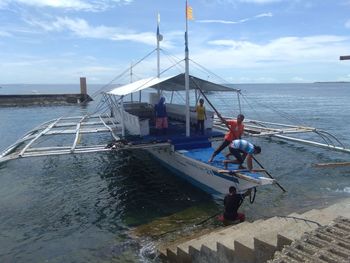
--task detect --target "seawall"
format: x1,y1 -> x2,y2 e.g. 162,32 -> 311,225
0,94 -> 93,107
159,198 -> 350,262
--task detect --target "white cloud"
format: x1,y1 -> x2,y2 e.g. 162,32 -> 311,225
197,12 -> 272,24
193,35 -> 350,70
0,0 -> 133,11
24,16 -> 175,47
291,76 -> 305,82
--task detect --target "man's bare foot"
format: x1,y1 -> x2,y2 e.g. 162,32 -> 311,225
208,158 -> 213,163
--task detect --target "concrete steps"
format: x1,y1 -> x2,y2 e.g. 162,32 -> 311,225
269,216 -> 350,263
159,198 -> 350,263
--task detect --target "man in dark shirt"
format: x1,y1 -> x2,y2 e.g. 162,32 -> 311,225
154,96 -> 168,135
223,186 -> 251,222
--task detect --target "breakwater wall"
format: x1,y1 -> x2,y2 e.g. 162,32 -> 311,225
0,94 -> 92,107
0,77 -> 93,107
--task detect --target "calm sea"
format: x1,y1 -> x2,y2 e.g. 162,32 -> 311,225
0,82 -> 350,262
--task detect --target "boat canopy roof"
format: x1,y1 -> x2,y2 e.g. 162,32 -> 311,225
107,73 -> 238,96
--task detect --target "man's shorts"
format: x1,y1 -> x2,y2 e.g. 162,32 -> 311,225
156,117 -> 168,129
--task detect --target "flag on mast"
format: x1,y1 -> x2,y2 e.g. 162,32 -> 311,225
157,13 -> 163,41
186,4 -> 193,20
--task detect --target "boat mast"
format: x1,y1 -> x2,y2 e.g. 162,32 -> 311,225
184,0 -> 191,137
157,13 -> 162,96
130,62 -> 133,102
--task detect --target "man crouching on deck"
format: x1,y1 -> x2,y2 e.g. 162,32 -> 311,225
223,186 -> 251,222
223,139 -> 261,171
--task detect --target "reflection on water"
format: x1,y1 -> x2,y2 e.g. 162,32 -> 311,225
0,149 -> 219,262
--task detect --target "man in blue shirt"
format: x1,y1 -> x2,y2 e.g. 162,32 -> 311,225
223,139 -> 261,170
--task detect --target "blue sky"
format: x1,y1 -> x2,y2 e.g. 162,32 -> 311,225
1,0 -> 350,84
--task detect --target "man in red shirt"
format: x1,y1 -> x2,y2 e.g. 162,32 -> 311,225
208,113 -> 244,162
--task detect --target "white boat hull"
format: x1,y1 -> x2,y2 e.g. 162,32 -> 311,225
147,146 -> 272,197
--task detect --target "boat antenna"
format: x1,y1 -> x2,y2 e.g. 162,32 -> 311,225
184,0 -> 193,137
156,12 -> 163,97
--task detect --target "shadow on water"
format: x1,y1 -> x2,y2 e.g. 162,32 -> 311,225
0,142 -> 221,262
99,149 -> 219,226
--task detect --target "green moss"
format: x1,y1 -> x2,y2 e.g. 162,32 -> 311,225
131,203 -> 219,238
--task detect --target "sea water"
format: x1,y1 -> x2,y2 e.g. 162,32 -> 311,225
0,83 -> 349,262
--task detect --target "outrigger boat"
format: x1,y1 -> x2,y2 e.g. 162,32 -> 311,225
1,9 -> 349,197
0,72 -> 276,196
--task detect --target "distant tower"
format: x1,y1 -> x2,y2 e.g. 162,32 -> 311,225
80,77 -> 87,95
340,55 -> 350,60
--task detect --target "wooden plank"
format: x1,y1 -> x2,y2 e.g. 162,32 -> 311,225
312,162 -> 350,167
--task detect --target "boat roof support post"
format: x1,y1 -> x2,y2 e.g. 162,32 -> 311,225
184,0 -> 190,137
170,90 -> 174,104
120,96 -> 125,137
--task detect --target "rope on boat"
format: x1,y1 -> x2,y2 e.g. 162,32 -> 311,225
249,187 -> 257,204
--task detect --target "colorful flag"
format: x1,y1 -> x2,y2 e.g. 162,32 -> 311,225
186,4 -> 193,20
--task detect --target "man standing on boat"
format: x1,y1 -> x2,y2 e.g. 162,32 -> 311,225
154,97 -> 168,135
208,113 -> 245,162
223,186 -> 251,223
195,98 -> 206,135
223,139 -> 261,171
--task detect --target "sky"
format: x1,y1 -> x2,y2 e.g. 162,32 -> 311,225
1,0 -> 350,84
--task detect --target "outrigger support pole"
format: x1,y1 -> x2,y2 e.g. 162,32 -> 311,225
190,77 -> 287,193
252,156 -> 286,192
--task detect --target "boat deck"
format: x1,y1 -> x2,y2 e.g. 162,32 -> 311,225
181,147 -> 263,180
123,122 -> 263,181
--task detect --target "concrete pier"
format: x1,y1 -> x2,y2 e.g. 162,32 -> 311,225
159,198 -> 350,263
